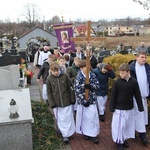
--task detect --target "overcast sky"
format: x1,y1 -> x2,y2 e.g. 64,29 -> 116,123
1,0 -> 149,22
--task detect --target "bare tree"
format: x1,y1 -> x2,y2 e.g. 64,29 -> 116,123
133,0 -> 150,10
133,0 -> 150,24
22,3 -> 39,29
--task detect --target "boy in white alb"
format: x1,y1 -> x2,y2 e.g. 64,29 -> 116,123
109,63 -> 144,150
74,59 -> 100,144
46,62 -> 75,144
129,51 -> 150,145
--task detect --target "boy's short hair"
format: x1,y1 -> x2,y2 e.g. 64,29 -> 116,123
118,63 -> 130,71
48,55 -> 57,61
137,51 -> 147,56
63,54 -> 70,61
48,54 -> 54,58
79,59 -> 86,68
50,62 -> 60,71
74,56 -> 80,62
54,47 -> 59,50
76,45 -> 80,47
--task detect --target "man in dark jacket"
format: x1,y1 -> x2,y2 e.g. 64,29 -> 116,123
129,51 -> 150,146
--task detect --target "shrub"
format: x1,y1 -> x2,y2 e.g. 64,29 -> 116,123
103,53 -> 150,77
31,101 -> 64,150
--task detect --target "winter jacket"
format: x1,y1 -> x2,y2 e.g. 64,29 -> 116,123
67,63 -> 80,83
93,64 -> 116,96
129,60 -> 150,98
46,72 -> 75,108
74,70 -> 99,105
37,61 -> 49,84
109,77 -> 144,112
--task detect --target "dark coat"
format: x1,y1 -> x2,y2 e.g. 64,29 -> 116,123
109,77 -> 144,112
46,72 -> 75,108
93,65 -> 116,96
37,61 -> 49,84
83,55 -> 98,69
66,63 -> 80,83
129,60 -> 150,98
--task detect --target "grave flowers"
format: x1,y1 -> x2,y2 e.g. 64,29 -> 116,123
24,69 -> 34,84
19,58 -> 34,85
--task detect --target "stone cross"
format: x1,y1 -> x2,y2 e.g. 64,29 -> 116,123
71,21 -> 106,100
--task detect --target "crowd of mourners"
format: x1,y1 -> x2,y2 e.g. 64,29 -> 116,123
35,43 -> 150,150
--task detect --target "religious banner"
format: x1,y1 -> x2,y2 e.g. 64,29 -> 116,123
53,23 -> 75,53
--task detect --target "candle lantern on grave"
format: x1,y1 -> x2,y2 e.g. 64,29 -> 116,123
9,99 -> 19,119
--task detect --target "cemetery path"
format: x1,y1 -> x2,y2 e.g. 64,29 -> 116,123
27,63 -> 43,102
29,63 -> 150,150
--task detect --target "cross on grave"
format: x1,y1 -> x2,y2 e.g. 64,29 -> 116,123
71,21 -> 107,100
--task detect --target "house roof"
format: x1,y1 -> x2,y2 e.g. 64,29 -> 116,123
18,26 -> 56,39
74,24 -> 87,34
95,26 -> 105,32
73,24 -> 95,36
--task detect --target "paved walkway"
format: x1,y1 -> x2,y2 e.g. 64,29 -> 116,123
28,63 -> 150,150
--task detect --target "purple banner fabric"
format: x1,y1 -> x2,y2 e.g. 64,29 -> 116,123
53,23 -> 75,53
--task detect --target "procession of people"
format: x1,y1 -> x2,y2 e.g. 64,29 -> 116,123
35,42 -> 150,150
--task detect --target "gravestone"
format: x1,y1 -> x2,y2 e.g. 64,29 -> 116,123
0,38 -> 23,66
147,46 -> 150,55
0,64 -> 20,90
124,46 -> 132,51
98,55 -> 106,63
98,50 -> 110,63
119,50 -> 128,55
0,88 -> 33,150
99,50 -> 110,57
0,49 -> 21,66
0,39 -> 33,150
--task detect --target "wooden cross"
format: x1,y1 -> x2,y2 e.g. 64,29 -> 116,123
71,21 -> 106,100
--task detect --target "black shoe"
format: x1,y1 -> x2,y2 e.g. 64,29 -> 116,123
91,137 -> 99,144
46,100 -> 49,106
141,137 -> 149,146
123,140 -> 129,147
116,143 -> 124,150
56,130 -> 61,136
63,137 -> 69,144
99,115 -> 105,122
84,135 -> 90,140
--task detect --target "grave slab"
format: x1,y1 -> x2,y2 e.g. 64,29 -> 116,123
0,88 -> 33,150
0,64 -> 20,90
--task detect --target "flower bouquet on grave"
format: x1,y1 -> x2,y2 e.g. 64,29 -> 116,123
24,69 -> 34,85
19,64 -> 27,78
20,58 -> 27,78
